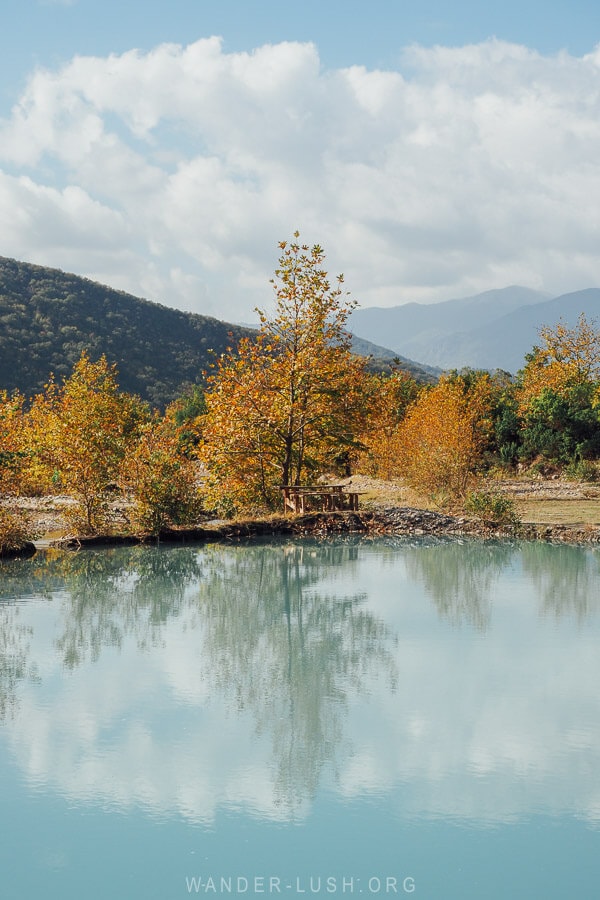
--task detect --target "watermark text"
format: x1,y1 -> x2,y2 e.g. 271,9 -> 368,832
184,874 -> 416,894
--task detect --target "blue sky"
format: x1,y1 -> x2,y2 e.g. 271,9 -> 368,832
5,0 -> 600,79
1,0 -> 600,320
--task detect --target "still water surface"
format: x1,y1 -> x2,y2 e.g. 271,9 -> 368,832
1,537 -> 599,899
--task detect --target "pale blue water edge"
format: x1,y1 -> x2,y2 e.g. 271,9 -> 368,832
1,537 -> 599,900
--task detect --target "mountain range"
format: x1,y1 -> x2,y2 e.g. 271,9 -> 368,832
350,286 -> 600,373
0,256 -> 433,407
3,256 -> 598,405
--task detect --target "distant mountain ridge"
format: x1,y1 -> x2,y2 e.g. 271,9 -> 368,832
350,286 -> 600,373
347,333 -> 440,379
5,256 -> 594,402
0,256 -> 436,408
238,319 -> 440,380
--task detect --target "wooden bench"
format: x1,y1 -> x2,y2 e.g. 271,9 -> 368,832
281,484 -> 360,514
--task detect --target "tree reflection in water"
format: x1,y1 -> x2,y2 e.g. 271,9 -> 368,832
2,538 -> 598,813
0,541 -> 398,814
195,540 -> 398,812
520,542 -> 600,622
0,605 -> 34,720
402,537 -> 600,630
403,538 -> 514,630
13,546 -> 207,666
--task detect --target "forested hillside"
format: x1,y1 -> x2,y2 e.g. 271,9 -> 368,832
0,257 -> 254,407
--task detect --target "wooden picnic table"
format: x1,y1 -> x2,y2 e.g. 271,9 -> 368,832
281,484 -> 361,514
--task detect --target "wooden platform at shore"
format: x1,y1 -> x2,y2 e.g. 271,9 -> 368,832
281,484 -> 361,513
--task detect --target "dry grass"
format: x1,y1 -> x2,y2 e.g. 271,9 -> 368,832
513,499 -> 600,525
346,474 -> 600,526
486,477 -> 600,525
341,475 -> 435,511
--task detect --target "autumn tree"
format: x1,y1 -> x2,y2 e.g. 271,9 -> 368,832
165,385 -> 207,456
199,235 -> 368,513
517,314 -> 600,411
119,414 -> 203,535
516,315 -> 600,463
0,389 -> 35,552
0,389 -> 27,495
356,369 -> 420,479
396,373 -> 495,501
29,352 -> 148,533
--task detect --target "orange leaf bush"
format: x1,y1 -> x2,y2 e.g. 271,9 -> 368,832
396,375 -> 494,501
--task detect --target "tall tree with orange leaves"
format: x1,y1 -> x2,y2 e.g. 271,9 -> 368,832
0,389 -> 27,495
517,314 -> 600,413
356,369 -> 420,479
199,235 -> 368,513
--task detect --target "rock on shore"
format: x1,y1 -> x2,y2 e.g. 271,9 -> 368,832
45,506 -> 600,550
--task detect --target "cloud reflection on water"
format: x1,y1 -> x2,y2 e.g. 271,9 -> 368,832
1,538 -> 599,826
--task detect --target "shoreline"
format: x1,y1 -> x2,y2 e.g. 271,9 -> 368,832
36,506 -> 600,551
4,475 -> 600,559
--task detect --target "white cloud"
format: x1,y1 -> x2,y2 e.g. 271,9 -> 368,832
2,37 -> 600,319
0,172 -> 132,258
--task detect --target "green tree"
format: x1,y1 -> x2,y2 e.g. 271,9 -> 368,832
520,383 -> 600,463
514,316 -> 600,466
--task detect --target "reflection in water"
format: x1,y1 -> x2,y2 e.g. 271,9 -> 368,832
520,542 -> 600,621
0,538 -> 599,829
403,539 -> 515,630
0,604 -> 37,720
52,546 -> 207,666
1,547 -> 206,667
195,542 -> 398,810
400,538 -> 600,629
0,541 -> 397,816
